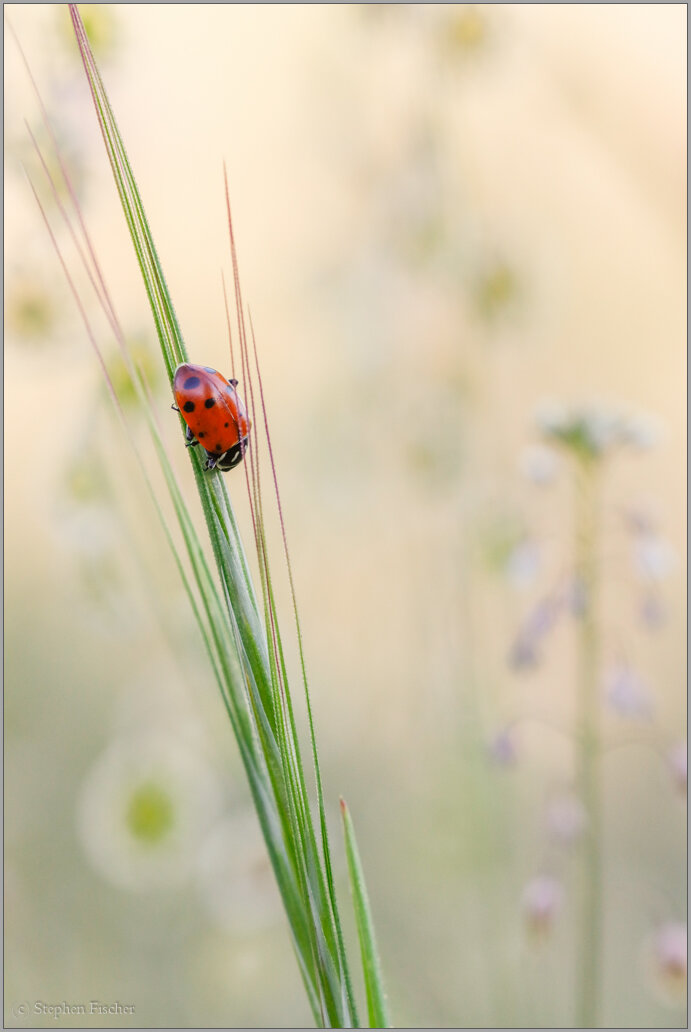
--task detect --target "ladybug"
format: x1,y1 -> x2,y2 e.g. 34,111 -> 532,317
172,362 -> 251,471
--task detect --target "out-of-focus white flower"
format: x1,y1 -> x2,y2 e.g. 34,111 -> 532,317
505,540 -> 541,589
533,400 -> 663,460
77,734 -> 222,891
622,413 -> 662,450
581,406 -> 620,454
668,743 -> 687,796
487,728 -> 517,768
545,794 -> 587,846
521,875 -> 563,937
196,809 -> 282,934
535,401 -> 569,437
634,537 -> 676,581
642,922 -> 687,1010
604,663 -> 653,720
519,444 -> 560,486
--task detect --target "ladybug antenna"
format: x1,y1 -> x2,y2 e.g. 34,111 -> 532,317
221,269 -> 237,385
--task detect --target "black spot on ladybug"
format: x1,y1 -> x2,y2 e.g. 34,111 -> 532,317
215,443 -> 222,452
183,375 -> 201,390
183,401 -> 195,413
204,398 -> 216,409
224,422 -> 229,428
198,432 -> 206,439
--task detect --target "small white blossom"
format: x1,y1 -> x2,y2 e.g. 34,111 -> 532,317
519,445 -> 560,486
581,406 -> 620,454
535,401 -> 569,437
622,413 -> 662,449
634,537 -> 676,581
534,400 -> 662,459
77,734 -> 221,891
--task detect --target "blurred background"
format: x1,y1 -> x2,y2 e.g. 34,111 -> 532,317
4,4 -> 686,1028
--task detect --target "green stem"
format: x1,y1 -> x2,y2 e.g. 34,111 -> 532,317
575,457 -> 603,1028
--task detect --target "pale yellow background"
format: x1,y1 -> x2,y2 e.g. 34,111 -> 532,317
4,5 -> 686,1028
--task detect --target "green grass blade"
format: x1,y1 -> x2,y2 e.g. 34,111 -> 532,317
340,799 -> 392,1029
57,7 -> 387,1025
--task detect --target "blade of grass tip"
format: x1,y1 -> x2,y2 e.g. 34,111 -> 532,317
29,60 -> 319,1021
29,59 -> 322,1032
69,5 -> 266,655
69,4 -> 185,379
340,798 -> 392,1029
66,8 -> 351,1022
70,0 -> 283,846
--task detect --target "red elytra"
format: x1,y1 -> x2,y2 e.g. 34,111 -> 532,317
172,362 -> 251,471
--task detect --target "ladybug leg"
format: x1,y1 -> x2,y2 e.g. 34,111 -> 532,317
204,455 -> 218,471
184,425 -> 198,449
171,403 -> 179,412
